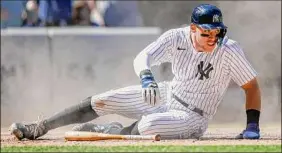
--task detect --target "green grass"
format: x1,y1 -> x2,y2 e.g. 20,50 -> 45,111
1,145 -> 281,152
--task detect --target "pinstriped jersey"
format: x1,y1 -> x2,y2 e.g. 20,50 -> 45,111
139,26 -> 257,118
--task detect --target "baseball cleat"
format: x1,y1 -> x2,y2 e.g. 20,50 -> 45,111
9,121 -> 48,140
72,122 -> 123,134
235,123 -> 260,139
235,131 -> 260,139
242,130 -> 260,139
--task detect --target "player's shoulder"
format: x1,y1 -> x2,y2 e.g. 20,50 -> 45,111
222,37 -> 243,53
222,37 -> 239,47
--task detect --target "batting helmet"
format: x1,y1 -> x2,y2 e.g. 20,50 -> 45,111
191,4 -> 227,30
191,4 -> 227,46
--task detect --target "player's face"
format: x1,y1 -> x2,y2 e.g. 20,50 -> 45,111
191,24 -> 220,52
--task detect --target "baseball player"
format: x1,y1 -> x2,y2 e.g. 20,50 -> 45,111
10,4 -> 261,140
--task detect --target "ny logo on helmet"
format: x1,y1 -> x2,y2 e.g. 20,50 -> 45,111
213,14 -> 222,23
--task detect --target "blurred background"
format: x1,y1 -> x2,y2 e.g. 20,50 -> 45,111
1,1 -> 281,128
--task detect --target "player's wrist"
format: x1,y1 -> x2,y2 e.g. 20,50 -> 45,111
246,109 -> 260,125
139,69 -> 154,79
140,69 -> 156,87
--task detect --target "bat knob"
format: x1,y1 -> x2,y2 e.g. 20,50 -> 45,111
155,134 -> 161,141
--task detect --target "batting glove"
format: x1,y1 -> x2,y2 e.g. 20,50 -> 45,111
235,123 -> 260,139
140,69 -> 160,106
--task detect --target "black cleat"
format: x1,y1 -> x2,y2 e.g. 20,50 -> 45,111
9,120 -> 48,140
72,122 -> 123,134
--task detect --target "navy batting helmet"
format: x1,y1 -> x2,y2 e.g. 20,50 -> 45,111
191,4 -> 227,30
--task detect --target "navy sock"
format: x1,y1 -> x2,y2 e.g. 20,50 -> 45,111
45,97 -> 98,130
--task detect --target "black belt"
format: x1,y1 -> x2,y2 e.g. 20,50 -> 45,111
172,94 -> 204,116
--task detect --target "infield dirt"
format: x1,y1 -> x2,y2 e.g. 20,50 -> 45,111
1,124 -> 280,147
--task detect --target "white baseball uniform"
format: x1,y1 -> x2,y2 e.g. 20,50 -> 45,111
90,26 -> 257,139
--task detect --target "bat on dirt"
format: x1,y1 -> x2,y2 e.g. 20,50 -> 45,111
64,131 -> 161,141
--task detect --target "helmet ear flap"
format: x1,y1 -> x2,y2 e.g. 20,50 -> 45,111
216,28 -> 227,46
217,28 -> 227,39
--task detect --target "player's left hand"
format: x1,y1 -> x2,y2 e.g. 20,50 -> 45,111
140,70 -> 160,106
235,123 -> 260,139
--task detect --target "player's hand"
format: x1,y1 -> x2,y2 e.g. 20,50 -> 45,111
140,69 -> 160,106
235,123 -> 260,139
142,81 -> 160,106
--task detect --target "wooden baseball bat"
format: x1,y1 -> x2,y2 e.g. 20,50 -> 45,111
64,131 -> 161,141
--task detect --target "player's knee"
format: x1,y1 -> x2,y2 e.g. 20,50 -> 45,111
90,96 -> 106,109
137,117 -> 162,135
80,96 -> 104,110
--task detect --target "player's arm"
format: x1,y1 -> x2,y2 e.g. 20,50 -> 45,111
235,77 -> 262,139
225,41 -> 261,139
241,77 -> 261,125
134,29 -> 175,106
133,29 -> 175,76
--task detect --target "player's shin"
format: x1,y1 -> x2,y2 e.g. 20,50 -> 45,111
44,96 -> 99,131
10,96 -> 99,140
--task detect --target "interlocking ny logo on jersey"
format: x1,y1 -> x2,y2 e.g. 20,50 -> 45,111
195,61 -> 214,80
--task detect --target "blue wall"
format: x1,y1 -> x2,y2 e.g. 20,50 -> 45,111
1,0 -> 24,28
1,0 -> 143,28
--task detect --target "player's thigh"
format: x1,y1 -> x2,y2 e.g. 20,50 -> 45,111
90,82 -> 169,119
137,109 -> 208,139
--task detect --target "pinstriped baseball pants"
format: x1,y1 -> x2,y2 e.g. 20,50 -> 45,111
91,81 -> 209,139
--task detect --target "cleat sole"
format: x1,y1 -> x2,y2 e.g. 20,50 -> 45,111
11,128 -> 24,140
